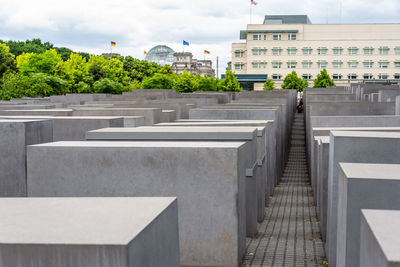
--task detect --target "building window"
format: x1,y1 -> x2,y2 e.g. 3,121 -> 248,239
379,47 -> 389,55
363,73 -> 373,80
264,34 -> 267,40
379,73 -> 388,79
272,47 -> 282,55
287,47 -> 297,55
394,73 -> 400,79
364,47 -> 374,55
272,61 -> 282,68
332,60 -> 343,69
288,33 -> 297,40
273,33 -> 281,40
394,61 -> 400,68
302,47 -> 312,55
333,47 -> 343,55
252,48 -> 261,55
302,61 -> 312,68
348,47 -> 359,55
363,61 -> 373,68
287,61 -> 297,68
234,63 -> 244,70
348,73 -> 357,80
395,47 -> 400,55
252,61 -> 267,68
348,61 -> 358,68
317,60 -> 327,69
272,74 -> 282,80
318,47 -> 328,55
302,74 -> 312,80
253,34 -> 261,40
379,61 -> 389,68
234,50 -> 244,58
333,74 -> 342,80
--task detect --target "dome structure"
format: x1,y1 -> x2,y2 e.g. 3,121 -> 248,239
145,45 -> 175,66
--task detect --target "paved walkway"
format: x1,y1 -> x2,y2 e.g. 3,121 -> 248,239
242,113 -> 326,267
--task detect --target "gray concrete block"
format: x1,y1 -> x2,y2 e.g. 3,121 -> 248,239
360,209 -> 400,267
337,163 -> 400,267
0,104 -> 57,110
85,126 -> 261,235
71,108 -> 162,125
326,131 -> 400,266
161,110 -> 176,122
0,116 -> 124,141
396,96 -> 400,115
0,119 -> 53,197
0,109 -> 73,116
0,197 -> 179,267
316,136 -> 329,241
27,141 -> 250,267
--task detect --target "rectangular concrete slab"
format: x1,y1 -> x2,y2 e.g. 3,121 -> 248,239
326,131 -> 400,266
360,209 -> 400,267
27,141 -> 250,267
0,197 -> 179,267
0,119 -> 53,197
337,163 -> 400,267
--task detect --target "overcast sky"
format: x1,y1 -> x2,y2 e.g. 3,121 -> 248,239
0,0 -> 399,76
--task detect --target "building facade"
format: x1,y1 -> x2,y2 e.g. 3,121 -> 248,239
231,15 -> 400,90
172,52 -> 215,77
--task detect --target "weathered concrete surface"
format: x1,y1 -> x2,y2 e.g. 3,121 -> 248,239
27,141 -> 250,267
161,110 -> 176,122
71,108 -> 162,125
337,163 -> 400,267
0,119 -> 53,197
0,109 -> 73,116
0,104 -> 58,110
0,197 -> 179,267
360,209 -> 400,267
326,131 -> 400,266
0,116 -> 124,141
86,126 -> 261,234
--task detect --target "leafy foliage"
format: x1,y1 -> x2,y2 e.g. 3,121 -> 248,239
219,70 -> 242,92
263,78 -> 275,90
173,70 -> 197,93
282,71 -> 308,92
313,69 -> 335,88
93,78 -> 127,94
17,49 -> 63,76
197,76 -> 218,91
141,73 -> 174,89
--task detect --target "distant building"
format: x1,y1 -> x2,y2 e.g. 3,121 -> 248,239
172,52 -> 215,77
101,53 -> 121,58
232,14 -> 400,90
145,45 -> 175,66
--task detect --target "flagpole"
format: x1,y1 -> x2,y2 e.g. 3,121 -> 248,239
250,2 -> 252,24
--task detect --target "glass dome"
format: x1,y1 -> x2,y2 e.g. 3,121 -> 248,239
145,45 -> 175,66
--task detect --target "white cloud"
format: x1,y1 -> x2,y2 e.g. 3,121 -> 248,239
0,0 -> 398,76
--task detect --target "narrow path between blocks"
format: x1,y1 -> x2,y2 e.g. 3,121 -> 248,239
242,112 -> 326,267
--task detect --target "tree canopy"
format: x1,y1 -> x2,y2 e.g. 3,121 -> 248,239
263,78 -> 275,90
313,69 -> 335,88
281,71 -> 308,92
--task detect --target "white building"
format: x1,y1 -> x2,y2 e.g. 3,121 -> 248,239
231,15 -> 400,90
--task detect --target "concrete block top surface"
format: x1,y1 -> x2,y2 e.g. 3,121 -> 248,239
339,163 -> 400,180
331,130 -> 400,139
86,126 -> 258,140
314,136 -> 330,143
72,107 -> 161,111
0,116 -> 124,120
173,119 -> 272,124
0,197 -> 176,245
314,127 -> 400,131
30,140 -> 246,149
0,119 -> 50,123
361,209 -> 400,262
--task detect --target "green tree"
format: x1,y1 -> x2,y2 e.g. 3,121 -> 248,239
313,69 -> 335,88
122,56 -> 161,82
281,71 -> 308,92
56,47 -> 74,61
197,76 -> 218,91
173,70 -> 197,93
0,72 -> 30,100
17,49 -> 63,76
158,64 -> 173,75
93,78 -> 126,94
87,55 -> 130,86
141,73 -> 173,89
28,73 -> 69,96
61,53 -> 89,93
263,78 -> 275,90
0,43 -> 17,80
219,70 -> 242,92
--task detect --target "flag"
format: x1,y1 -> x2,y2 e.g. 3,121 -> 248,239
183,40 -> 189,46
111,41 -> 116,46
251,0 -> 257,5
204,50 -> 210,54
144,51 -> 147,55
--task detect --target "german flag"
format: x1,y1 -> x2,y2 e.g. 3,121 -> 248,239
144,51 -> 147,55
204,50 -> 210,54
111,41 -> 116,46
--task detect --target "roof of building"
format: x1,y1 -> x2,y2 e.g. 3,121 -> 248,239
263,15 -> 312,24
